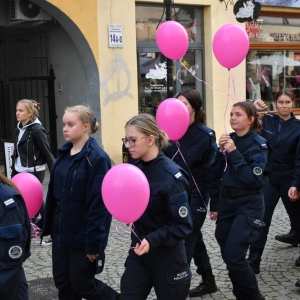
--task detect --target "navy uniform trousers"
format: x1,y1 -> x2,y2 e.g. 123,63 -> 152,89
121,241 -> 191,300
254,169 -> 300,249
3,267 -> 28,300
185,192 -> 212,275
215,193 -> 264,296
51,210 -> 119,300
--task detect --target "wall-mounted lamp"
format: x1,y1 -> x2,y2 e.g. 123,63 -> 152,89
219,0 -> 235,11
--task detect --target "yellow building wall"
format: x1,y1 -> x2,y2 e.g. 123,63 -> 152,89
47,0 -> 247,164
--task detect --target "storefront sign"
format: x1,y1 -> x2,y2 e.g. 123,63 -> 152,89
145,62 -> 167,80
2,140 -> 14,179
108,24 -> 123,48
256,0 -> 300,8
234,0 -> 261,23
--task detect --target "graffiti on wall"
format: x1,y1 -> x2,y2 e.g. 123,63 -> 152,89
100,51 -> 133,105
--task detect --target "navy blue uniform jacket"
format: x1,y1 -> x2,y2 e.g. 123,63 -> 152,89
0,181 -> 31,298
210,130 -> 269,189
42,138 -> 112,254
133,152 -> 193,249
164,122 -> 219,211
261,112 -> 300,189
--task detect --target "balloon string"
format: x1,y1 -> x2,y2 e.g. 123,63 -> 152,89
177,59 -> 254,103
173,141 -> 210,216
221,69 -> 232,172
116,223 -> 142,250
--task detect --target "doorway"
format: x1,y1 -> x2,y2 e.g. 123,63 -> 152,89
0,32 -> 57,163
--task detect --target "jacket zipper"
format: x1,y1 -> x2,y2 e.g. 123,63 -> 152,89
71,170 -> 77,193
26,139 -> 29,167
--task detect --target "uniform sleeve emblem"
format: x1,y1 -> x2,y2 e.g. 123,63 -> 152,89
175,172 -> 182,179
178,206 -> 188,218
9,245 -> 22,259
253,167 -> 262,176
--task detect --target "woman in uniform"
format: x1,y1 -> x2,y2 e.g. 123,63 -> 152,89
210,101 -> 269,300
120,113 -> 193,300
247,90 -> 300,278
164,88 -> 219,297
42,105 -> 120,300
0,174 -> 31,300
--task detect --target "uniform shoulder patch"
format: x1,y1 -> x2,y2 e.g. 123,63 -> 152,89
199,125 -> 215,137
253,135 -> 267,149
164,164 -> 183,180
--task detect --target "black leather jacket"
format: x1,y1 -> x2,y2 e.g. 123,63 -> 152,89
13,123 -> 55,171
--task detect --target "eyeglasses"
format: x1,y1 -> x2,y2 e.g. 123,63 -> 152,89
121,136 -> 148,147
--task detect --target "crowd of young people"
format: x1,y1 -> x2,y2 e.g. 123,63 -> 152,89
2,90 -> 299,299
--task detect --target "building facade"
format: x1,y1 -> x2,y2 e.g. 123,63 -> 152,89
0,0 -> 299,165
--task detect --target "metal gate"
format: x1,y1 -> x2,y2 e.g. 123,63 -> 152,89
0,32 -> 57,164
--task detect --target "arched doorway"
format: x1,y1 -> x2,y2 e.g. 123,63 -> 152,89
0,0 -> 100,166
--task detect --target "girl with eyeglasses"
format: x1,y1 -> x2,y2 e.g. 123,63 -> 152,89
120,113 -> 193,300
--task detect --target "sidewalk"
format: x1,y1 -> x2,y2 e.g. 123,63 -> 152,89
4,167 -> 300,299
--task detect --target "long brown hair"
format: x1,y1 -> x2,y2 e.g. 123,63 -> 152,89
177,88 -> 206,124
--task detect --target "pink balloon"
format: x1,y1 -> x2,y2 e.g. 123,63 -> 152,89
156,21 -> 189,60
212,24 -> 250,69
296,75 -> 300,84
156,98 -> 190,141
11,173 -> 43,218
102,164 -> 150,224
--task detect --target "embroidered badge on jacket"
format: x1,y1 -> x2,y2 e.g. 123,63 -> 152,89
253,167 -> 262,176
9,246 -> 22,259
179,206 -> 188,218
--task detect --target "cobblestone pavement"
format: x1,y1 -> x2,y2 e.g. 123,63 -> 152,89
24,170 -> 300,300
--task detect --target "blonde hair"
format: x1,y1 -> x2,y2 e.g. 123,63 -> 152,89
17,99 -> 40,119
125,113 -> 169,149
65,105 -> 99,134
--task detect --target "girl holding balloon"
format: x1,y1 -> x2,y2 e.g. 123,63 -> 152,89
210,101 -> 268,300
0,173 -> 31,300
42,105 -> 120,300
164,88 -> 219,298
120,113 -> 193,300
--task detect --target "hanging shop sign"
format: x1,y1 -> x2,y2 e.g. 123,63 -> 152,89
234,0 -> 261,23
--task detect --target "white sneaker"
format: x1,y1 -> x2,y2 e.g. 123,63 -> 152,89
36,238 -> 52,246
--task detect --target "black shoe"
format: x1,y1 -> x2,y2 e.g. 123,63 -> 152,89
188,275 -> 217,297
275,229 -> 298,247
295,255 -> 300,267
247,246 -> 263,275
252,289 -> 265,300
296,280 -> 300,288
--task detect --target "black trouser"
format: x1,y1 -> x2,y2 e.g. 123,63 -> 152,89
5,266 -> 28,300
185,193 -> 212,275
215,193 -> 264,296
253,169 -> 300,249
121,241 -> 191,300
51,210 -> 119,300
